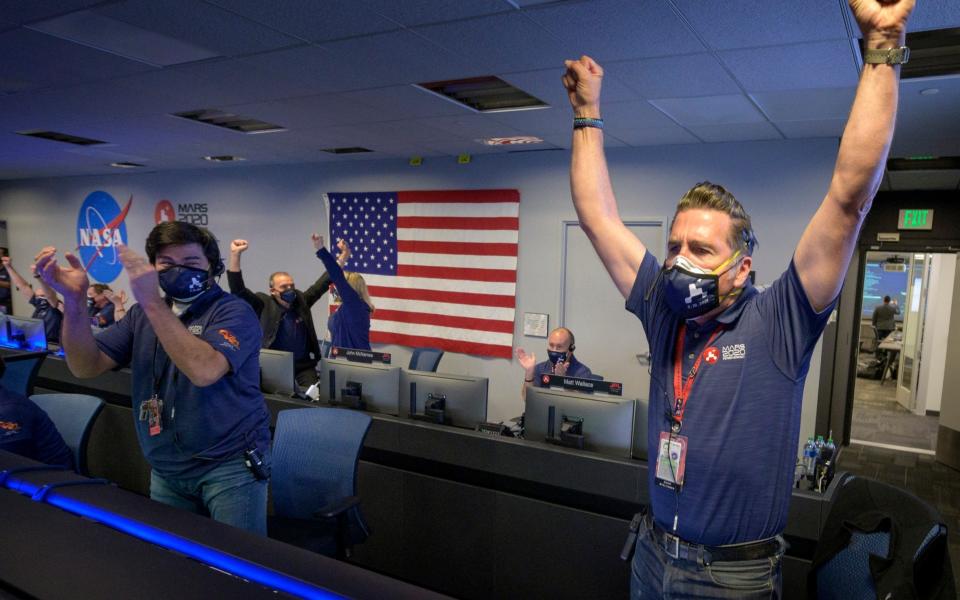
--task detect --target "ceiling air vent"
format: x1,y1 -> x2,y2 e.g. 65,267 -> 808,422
110,161 -> 145,168
860,28 -> 960,78
172,109 -> 285,134
204,155 -> 245,162
17,130 -> 106,146
415,76 -> 548,113
321,147 -> 373,154
887,156 -> 960,171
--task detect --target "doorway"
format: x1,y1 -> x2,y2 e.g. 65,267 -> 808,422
850,251 -> 953,453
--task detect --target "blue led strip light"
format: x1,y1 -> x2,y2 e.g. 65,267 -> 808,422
2,475 -> 344,600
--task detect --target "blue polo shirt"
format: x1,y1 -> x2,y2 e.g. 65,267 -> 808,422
95,284 -> 270,479
317,248 -> 371,351
0,386 -> 75,470
30,296 -> 63,344
534,355 -> 596,384
90,301 -> 115,328
627,252 -> 834,546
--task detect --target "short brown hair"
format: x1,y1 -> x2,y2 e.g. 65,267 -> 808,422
269,271 -> 292,288
673,181 -> 756,255
90,283 -> 112,294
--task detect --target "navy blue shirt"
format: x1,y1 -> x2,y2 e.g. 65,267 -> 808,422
317,248 -> 371,351
534,355 -> 596,384
30,296 -> 63,344
95,284 -> 270,479
90,301 -> 115,328
627,252 -> 834,546
0,386 -> 74,470
271,308 -> 309,361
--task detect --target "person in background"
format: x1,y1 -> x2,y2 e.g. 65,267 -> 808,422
103,288 -> 129,321
563,0 -> 914,594
1,256 -> 64,343
0,247 -> 11,315
35,221 -> 271,534
311,235 -> 373,351
516,327 -> 595,402
0,355 -> 75,470
227,238 -> 345,388
871,294 -> 900,343
87,283 -> 115,328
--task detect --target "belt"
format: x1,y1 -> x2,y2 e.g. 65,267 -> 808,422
650,520 -> 782,564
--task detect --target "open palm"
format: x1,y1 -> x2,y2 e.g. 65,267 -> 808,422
33,247 -> 89,301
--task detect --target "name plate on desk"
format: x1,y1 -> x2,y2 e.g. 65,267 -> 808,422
540,374 -> 622,396
330,346 -> 392,365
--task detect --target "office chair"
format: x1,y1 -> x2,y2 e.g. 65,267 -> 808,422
409,347 -> 444,372
29,393 -> 105,476
269,407 -> 372,558
810,475 -> 954,599
318,339 -> 331,358
1,351 -> 47,396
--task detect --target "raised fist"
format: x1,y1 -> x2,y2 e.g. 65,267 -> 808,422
311,234 -> 324,251
562,55 -> 603,117
230,239 -> 249,254
848,0 -> 914,40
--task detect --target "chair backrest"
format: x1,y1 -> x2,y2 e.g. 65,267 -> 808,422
409,347 -> 444,372
29,393 -> 105,475
2,351 -> 48,396
271,407 -> 372,520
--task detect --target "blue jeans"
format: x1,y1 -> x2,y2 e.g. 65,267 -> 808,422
631,518 -> 784,599
150,456 -> 268,535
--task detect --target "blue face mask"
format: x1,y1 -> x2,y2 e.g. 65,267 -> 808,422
546,350 -> 568,366
279,289 -> 297,305
158,265 -> 209,302
662,251 -> 743,320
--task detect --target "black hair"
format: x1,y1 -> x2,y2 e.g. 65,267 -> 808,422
0,355 -> 5,379
145,221 -> 224,276
883,295 -> 891,303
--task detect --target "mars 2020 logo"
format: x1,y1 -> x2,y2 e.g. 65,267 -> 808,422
76,191 -> 131,283
154,199 -> 209,225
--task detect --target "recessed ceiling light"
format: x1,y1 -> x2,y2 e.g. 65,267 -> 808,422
477,136 -> 544,146
920,88 -> 940,95
416,76 -> 548,113
204,155 -> 245,162
110,162 -> 145,168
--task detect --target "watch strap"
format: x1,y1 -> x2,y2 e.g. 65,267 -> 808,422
863,46 -> 910,65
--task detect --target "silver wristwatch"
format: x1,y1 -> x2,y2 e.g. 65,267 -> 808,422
863,46 -> 910,65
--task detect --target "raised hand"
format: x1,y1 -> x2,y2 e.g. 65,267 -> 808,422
230,239 -> 249,254
336,238 -> 351,266
104,288 -> 128,306
117,244 -> 161,308
515,347 -> 537,372
562,55 -> 603,117
311,233 -> 324,251
848,0 -> 914,40
33,246 -> 89,303
553,358 -> 570,376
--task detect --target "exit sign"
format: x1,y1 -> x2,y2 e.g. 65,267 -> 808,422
898,209 -> 934,230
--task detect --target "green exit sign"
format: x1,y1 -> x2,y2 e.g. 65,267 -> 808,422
898,209 -> 934,230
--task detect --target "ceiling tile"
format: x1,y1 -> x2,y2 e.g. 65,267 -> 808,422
649,95 -> 766,126
610,54 -> 741,99
685,121 -> 782,143
340,86 -> 472,120
94,0 -> 300,57
750,87 -> 856,121
671,0 -> 849,51
414,12 -> 573,74
775,119 -> 846,139
0,0 -> 106,25
908,0 -> 960,32
719,40 -> 859,92
204,0 -> 399,42
524,0 -> 703,60
360,0 -> 514,27
609,125 -> 700,147
488,106 -> 570,135
413,114 -> 526,140
602,100 -> 683,129
499,67 -> 639,109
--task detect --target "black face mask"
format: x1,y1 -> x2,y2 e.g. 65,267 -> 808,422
279,289 -> 297,305
87,298 -> 96,309
34,298 -> 50,310
158,265 -> 210,302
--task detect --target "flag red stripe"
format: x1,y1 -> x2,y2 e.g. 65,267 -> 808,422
396,240 -> 518,257
370,331 -> 513,359
397,216 -> 518,230
396,264 -> 516,283
367,285 -> 516,308
397,190 -> 519,204
372,309 -> 514,334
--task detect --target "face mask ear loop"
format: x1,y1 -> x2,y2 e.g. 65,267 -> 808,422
645,267 -> 665,302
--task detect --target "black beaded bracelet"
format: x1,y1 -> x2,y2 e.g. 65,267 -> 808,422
573,117 -> 604,130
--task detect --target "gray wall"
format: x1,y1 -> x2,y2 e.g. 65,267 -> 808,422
0,138 -> 837,434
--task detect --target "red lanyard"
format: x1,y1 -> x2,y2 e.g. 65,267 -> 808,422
671,323 -> 724,426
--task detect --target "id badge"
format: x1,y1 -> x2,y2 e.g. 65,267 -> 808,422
655,431 -> 688,490
144,396 -> 163,437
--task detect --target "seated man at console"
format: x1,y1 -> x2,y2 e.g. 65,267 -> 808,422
516,327 -> 595,401
0,356 -> 75,470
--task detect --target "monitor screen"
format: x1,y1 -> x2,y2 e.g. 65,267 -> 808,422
399,370 -> 488,429
525,386 -> 636,459
861,261 -> 907,320
260,348 -> 296,396
319,358 -> 401,416
4,316 -> 46,351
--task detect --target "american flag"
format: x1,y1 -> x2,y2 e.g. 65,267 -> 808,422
327,190 -> 519,359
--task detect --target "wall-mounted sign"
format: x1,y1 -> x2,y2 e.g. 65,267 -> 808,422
154,199 -> 210,225
76,191 -> 131,283
898,209 -> 933,230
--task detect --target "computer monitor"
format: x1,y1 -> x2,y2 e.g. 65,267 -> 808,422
260,349 -> 296,396
319,358 -> 401,416
5,316 -> 47,351
399,370 -> 488,429
525,386 -> 636,459
0,314 -> 8,347
632,398 -> 650,461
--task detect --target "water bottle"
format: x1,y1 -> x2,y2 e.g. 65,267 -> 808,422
803,438 -> 817,478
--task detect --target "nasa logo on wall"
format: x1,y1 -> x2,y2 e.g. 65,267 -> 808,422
76,191 -> 130,283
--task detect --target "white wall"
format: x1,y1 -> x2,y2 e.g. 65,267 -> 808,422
0,138 -> 838,430
920,254 -> 958,415
938,258 -> 960,432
